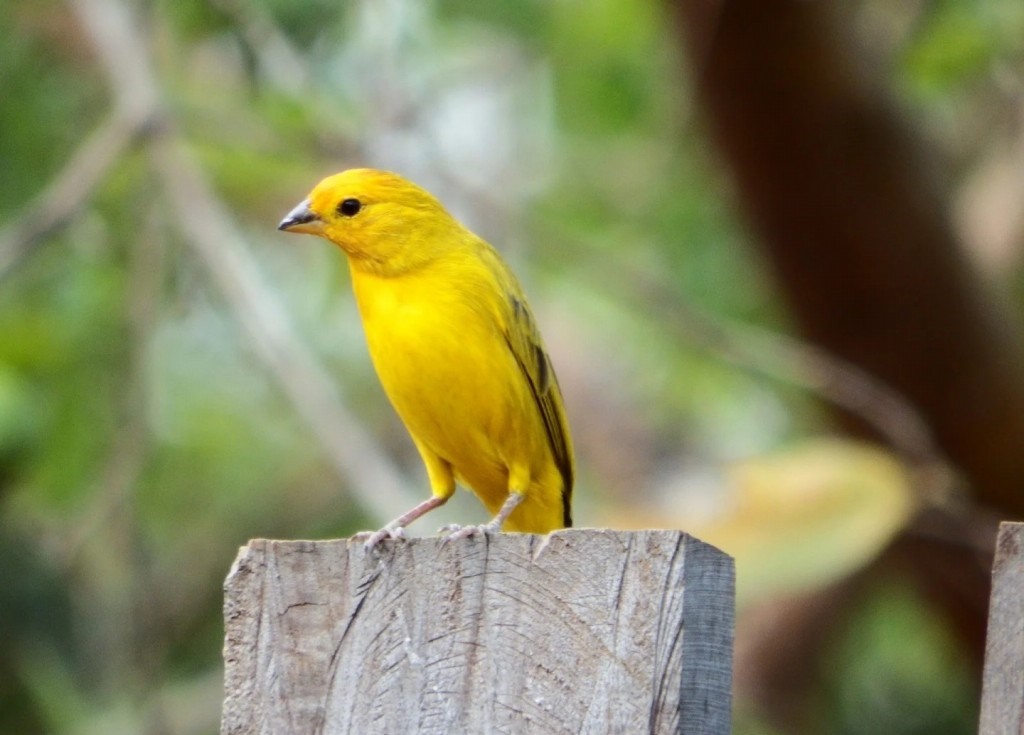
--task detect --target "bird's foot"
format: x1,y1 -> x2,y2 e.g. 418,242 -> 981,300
439,520 -> 501,544
353,525 -> 406,553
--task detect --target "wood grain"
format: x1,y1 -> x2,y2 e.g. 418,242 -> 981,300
221,530 -> 734,734
979,522 -> 1024,735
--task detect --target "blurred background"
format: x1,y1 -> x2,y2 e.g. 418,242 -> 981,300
3,0 -> 1024,732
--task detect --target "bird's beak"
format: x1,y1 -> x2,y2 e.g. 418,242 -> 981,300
278,199 -> 322,235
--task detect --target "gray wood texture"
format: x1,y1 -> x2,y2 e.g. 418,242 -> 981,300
980,522 -> 1024,735
221,529 -> 734,735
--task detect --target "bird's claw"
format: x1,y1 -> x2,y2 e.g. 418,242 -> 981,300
440,522 -> 499,544
354,525 -> 406,553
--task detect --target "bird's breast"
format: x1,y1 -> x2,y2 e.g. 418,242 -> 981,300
350,266 -> 522,455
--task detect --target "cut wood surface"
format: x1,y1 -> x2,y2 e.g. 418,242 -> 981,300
979,522 -> 1024,735
221,529 -> 734,735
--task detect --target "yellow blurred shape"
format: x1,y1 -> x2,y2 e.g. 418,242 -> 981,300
620,439 -> 915,607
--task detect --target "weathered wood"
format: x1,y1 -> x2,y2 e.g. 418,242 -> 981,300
221,530 -> 734,735
980,522 -> 1024,735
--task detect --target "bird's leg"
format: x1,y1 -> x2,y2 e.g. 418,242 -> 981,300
356,495 -> 449,552
444,491 -> 525,542
359,445 -> 455,552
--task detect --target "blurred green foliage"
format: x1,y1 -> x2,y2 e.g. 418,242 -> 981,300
2,0 -> 1021,733
828,582 -> 975,735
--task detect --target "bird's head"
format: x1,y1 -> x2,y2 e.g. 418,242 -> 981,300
278,168 -> 458,274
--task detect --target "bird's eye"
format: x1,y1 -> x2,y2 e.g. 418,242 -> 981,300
338,198 -> 362,217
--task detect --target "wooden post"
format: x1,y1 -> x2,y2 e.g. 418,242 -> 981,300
980,522 -> 1024,735
221,530 -> 734,735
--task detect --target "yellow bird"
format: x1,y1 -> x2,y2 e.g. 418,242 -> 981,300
278,169 -> 574,547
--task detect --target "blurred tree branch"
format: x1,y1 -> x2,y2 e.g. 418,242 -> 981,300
628,260 -> 949,474
53,0 -> 416,525
0,112 -> 152,282
673,0 -> 1022,729
675,0 -> 1024,513
148,135 -> 415,522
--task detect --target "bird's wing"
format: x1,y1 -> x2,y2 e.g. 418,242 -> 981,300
480,245 -> 575,526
